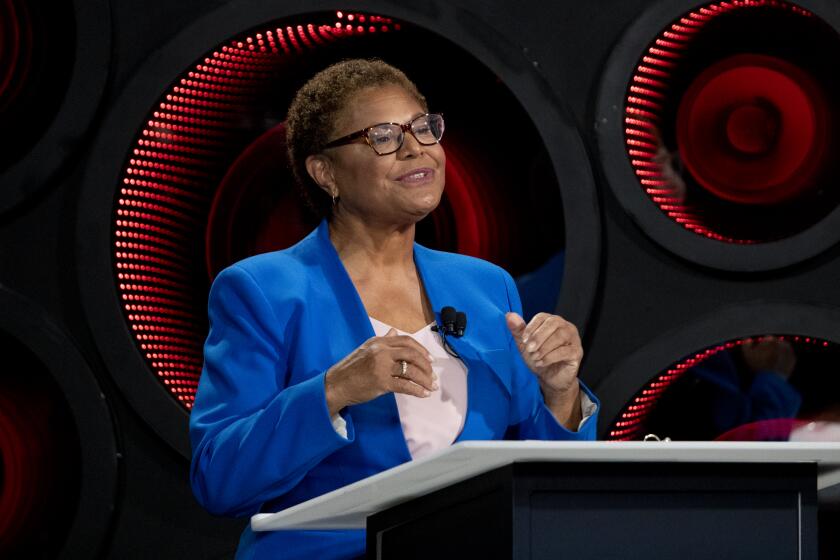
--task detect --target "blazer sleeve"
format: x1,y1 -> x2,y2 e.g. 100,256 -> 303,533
189,265 -> 355,517
499,268 -> 600,441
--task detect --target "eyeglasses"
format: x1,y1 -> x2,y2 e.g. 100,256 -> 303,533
323,113 -> 445,156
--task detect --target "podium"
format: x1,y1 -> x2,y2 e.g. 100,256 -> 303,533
251,441 -> 840,559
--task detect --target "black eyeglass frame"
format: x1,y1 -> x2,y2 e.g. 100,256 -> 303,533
322,113 -> 445,156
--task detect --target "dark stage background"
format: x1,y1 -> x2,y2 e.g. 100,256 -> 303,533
1,0 -> 839,557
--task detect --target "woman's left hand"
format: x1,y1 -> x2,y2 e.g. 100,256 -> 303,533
506,312 -> 583,426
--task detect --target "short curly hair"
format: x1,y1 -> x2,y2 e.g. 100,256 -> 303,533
285,59 -> 428,218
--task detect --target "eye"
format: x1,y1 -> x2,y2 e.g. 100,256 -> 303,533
369,126 -> 397,145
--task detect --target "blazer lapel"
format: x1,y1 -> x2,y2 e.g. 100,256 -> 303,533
413,242 -> 498,366
414,244 -> 513,441
313,220 -> 412,465
313,219 -> 374,346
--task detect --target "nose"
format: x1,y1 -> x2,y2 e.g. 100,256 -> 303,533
397,131 -> 423,159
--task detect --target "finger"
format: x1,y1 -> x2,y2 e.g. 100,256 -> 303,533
506,312 -> 527,343
535,342 -> 583,369
381,334 -> 434,363
389,348 -> 437,391
533,335 -> 579,364
522,313 -> 551,346
384,327 -> 398,337
391,376 -> 431,398
523,315 -> 554,354
537,319 -> 581,357
531,320 -> 579,359
392,360 -> 437,393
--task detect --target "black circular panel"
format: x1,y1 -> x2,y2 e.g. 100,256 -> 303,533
596,302 -> 840,441
0,288 -> 117,558
596,0 -> 840,271
0,0 -> 111,215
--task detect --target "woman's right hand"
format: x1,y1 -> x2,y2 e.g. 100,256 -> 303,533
324,328 -> 438,416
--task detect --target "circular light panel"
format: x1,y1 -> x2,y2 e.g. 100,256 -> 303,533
608,334 -> 836,441
596,0 -> 840,270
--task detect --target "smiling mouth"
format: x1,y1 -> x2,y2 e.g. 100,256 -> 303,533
396,168 -> 435,184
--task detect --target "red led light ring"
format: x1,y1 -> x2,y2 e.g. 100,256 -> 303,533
676,54 -> 829,205
624,0 -> 817,243
204,123 -> 305,278
608,334 -> 831,441
439,139 -> 504,259
115,14 -> 401,410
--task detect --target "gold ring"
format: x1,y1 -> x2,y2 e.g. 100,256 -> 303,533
400,360 -> 408,377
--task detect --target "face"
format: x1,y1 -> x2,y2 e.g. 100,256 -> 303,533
308,85 -> 446,226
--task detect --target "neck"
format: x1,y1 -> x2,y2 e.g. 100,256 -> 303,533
328,212 -> 416,272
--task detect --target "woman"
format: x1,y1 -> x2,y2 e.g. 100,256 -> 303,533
189,59 -> 599,559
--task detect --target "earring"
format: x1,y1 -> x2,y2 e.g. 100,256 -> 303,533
332,192 -> 339,207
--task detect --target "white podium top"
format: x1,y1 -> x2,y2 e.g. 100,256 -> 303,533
251,440 -> 840,531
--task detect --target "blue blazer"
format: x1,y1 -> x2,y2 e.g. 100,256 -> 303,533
189,220 -> 599,559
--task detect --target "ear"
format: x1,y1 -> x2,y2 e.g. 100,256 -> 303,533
305,154 -> 337,198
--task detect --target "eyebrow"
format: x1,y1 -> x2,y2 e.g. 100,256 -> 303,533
365,112 -> 427,127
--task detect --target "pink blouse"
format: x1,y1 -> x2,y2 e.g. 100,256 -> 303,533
369,317 -> 468,460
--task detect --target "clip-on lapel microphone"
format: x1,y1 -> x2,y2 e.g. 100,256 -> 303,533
432,306 -> 467,357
